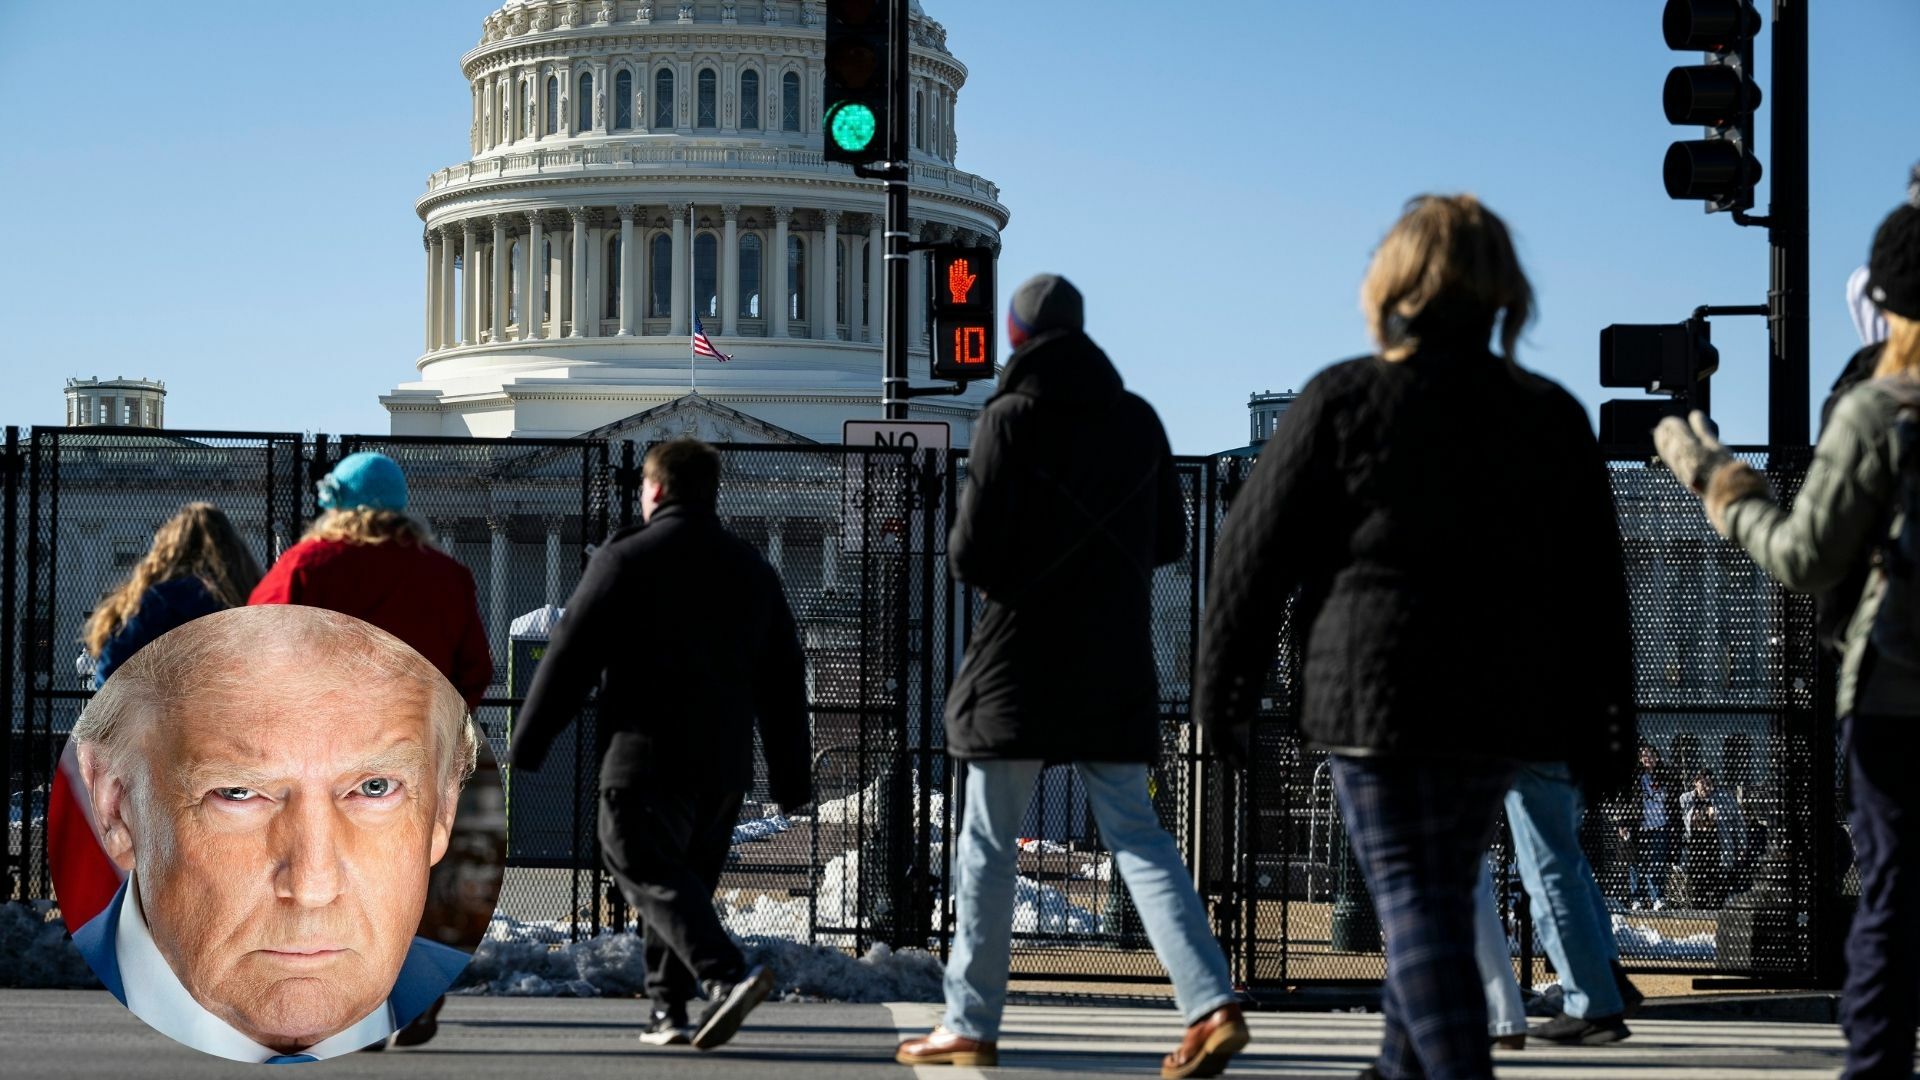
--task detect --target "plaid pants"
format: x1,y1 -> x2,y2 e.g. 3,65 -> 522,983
1332,755 -> 1518,1080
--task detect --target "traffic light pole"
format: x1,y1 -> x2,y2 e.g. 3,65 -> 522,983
880,0 -> 912,422
1766,0 -> 1809,446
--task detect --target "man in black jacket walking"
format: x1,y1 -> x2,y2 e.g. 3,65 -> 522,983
896,276 -> 1249,1080
510,439 -> 810,1051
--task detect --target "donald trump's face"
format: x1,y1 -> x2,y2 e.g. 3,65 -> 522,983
78,607 -> 468,1054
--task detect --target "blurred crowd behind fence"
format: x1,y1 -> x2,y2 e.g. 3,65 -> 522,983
0,426 -> 1848,998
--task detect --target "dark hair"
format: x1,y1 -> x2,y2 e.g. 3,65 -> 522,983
644,438 -> 721,507
1694,769 -> 1716,783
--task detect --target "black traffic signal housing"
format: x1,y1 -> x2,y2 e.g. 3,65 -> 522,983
1598,315 -> 1719,451
929,246 -> 995,382
823,0 -> 891,166
1662,0 -> 1763,213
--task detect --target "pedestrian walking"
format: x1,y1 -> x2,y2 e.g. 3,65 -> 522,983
247,450 -> 494,1047
52,502 -> 266,935
249,451 -> 493,709
1653,197 -> 1920,1080
83,502 -> 262,686
1194,194 -> 1636,1080
510,438 -> 810,1052
895,274 -> 1250,1079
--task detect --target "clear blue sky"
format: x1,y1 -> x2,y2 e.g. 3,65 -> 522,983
1,1 -> 1915,454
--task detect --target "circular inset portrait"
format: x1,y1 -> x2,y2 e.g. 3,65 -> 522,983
48,605 -> 505,1063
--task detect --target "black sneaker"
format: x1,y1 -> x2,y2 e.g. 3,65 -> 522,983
639,1008 -> 694,1047
1530,1011 -> 1631,1045
1611,961 -> 1646,1018
690,966 -> 774,1051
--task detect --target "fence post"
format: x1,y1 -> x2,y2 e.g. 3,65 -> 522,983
617,441 -> 638,530
1,427 -> 17,898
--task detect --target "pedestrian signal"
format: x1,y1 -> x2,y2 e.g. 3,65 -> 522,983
929,246 -> 995,382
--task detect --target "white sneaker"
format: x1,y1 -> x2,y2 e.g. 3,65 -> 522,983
1652,900 -> 1667,912
1630,901 -> 1644,912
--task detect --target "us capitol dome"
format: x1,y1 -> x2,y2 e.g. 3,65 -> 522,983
383,0 -> 1009,446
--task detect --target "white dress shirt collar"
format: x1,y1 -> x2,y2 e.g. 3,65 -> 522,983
116,878 -> 395,1062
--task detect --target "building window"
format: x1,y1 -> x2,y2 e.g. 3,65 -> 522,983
695,232 -> 718,318
914,87 -> 926,151
604,234 -> 622,320
781,71 -> 801,132
615,70 -> 633,130
578,72 -> 594,132
739,70 -> 760,129
861,243 -> 870,325
545,75 -> 559,135
654,69 -> 675,129
787,235 -> 806,320
697,68 -> 717,129
650,234 -> 673,317
739,233 -> 763,318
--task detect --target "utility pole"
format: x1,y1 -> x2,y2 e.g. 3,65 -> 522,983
882,0 -> 911,422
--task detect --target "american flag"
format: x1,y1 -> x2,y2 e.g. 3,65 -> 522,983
692,315 -> 730,362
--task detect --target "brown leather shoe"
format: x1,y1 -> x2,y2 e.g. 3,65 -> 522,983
1162,1004 -> 1251,1079
896,1027 -> 998,1068
1492,1032 -> 1527,1050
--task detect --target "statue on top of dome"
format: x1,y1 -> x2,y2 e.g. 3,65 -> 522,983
596,0 -> 615,24
763,1 -> 778,24
800,1 -> 818,27
678,2 -> 694,23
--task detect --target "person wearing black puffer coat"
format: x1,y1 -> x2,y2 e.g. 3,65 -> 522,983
897,275 -> 1250,1080
1194,195 -> 1636,1080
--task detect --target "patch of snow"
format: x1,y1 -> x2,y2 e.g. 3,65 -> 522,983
459,915 -> 942,1003
1612,914 -> 1716,962
731,814 -> 792,845
0,902 -> 100,990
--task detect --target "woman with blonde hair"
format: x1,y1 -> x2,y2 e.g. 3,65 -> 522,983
1194,194 -> 1636,1079
1654,200 -> 1920,1080
84,502 -> 262,686
250,451 -> 493,710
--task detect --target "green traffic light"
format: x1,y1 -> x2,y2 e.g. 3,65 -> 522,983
827,103 -> 878,153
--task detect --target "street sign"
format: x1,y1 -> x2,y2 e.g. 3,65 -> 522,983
843,419 -> 951,454
842,420 -> 949,551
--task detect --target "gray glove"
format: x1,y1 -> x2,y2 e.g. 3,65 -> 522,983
1653,411 -> 1731,493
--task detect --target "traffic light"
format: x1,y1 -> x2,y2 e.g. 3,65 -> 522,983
1661,0 -> 1763,213
929,246 -> 995,382
823,0 -> 891,166
1598,315 -> 1719,449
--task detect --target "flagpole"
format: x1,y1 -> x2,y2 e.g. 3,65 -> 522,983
689,204 -> 697,394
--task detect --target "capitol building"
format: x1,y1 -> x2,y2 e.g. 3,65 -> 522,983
383,0 -> 1009,446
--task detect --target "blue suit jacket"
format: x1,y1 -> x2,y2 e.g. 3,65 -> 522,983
72,881 -> 471,1032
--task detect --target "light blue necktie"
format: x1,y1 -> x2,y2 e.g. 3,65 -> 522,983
263,1054 -> 319,1065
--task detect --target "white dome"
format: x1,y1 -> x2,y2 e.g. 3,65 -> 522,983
391,0 -> 1007,444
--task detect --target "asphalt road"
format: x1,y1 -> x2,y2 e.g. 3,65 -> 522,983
0,990 -> 1856,1078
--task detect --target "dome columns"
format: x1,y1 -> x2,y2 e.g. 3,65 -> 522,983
418,201 -> 991,362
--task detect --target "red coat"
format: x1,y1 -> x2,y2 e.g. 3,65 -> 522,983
249,537 -> 495,708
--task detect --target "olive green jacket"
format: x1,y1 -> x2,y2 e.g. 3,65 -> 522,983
1718,379 -> 1920,718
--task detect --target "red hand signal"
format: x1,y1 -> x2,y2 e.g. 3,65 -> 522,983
947,258 -> 978,304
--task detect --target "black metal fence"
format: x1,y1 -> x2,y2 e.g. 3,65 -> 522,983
1,426 -> 1849,997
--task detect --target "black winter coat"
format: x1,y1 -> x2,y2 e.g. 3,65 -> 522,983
508,503 -> 812,809
1193,348 -> 1636,786
945,329 -> 1187,763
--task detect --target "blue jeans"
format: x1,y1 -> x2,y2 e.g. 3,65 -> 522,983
1626,831 -> 1668,907
942,760 -> 1237,1041
1332,755 -> 1517,1080
1473,859 -> 1527,1037
1839,715 -> 1918,1080
1506,762 -> 1623,1019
